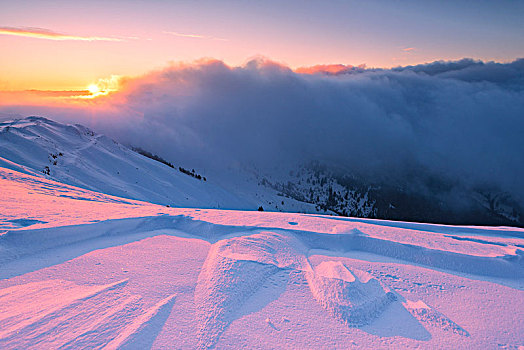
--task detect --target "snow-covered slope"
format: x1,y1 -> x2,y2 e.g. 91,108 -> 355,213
3,116 -> 520,227
0,117 -> 319,213
257,162 -> 524,227
0,165 -> 523,349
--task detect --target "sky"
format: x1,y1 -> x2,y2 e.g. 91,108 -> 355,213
1,0 -> 523,91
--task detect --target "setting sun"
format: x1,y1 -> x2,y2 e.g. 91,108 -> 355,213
87,84 -> 100,95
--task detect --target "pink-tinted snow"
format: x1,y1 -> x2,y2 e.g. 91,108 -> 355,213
1,166 -> 523,349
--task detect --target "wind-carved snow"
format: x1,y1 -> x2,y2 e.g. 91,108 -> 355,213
196,232 -> 404,348
194,231 -> 308,349
0,278 -> 176,349
305,261 -> 397,326
401,299 -> 470,336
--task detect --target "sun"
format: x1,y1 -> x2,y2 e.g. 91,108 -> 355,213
87,84 -> 100,95
77,76 -> 120,99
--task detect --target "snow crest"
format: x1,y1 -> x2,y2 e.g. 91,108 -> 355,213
194,231 -> 307,349
306,261 -> 397,326
402,299 -> 470,336
0,278 -> 177,349
195,231 -> 401,347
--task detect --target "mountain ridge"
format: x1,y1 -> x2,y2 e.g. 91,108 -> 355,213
1,116 -> 521,227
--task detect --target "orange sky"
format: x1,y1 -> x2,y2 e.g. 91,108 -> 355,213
1,0 -> 523,92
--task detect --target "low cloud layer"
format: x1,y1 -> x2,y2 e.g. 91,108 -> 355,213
394,58 -> 524,89
2,58 -> 524,202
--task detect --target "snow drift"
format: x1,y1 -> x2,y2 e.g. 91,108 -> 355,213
306,261 -> 397,326
0,164 -> 523,348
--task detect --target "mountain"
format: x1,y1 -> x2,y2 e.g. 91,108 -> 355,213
1,116 -> 521,227
0,116 -> 318,213
258,162 -> 524,227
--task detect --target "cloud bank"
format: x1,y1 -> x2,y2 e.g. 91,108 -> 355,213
2,58 -> 524,203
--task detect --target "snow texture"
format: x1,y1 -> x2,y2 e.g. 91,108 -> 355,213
0,119 -> 523,349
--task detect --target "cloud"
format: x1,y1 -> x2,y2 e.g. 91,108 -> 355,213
0,26 -> 123,41
394,58 -> 524,89
2,58 -> 524,206
295,64 -> 366,75
163,31 -> 228,41
296,58 -> 524,89
402,47 -> 415,52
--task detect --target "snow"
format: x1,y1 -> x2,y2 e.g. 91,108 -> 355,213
0,117 -> 523,349
305,261 -> 397,327
0,117 -> 322,214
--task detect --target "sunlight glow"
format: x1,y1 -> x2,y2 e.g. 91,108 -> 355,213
78,76 -> 121,99
87,84 -> 100,94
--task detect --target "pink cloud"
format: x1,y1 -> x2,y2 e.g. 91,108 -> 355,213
163,31 -> 228,41
0,26 -> 122,42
